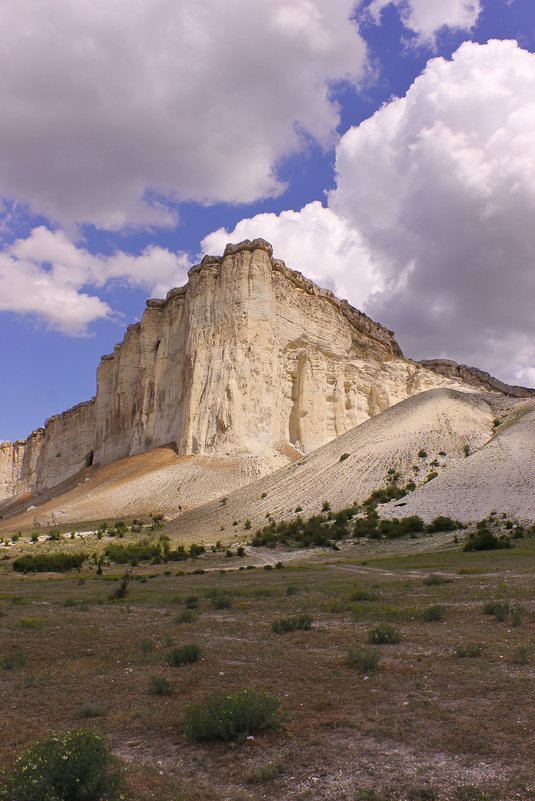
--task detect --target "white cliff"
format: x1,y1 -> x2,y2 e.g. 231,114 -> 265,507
0,238 -> 511,504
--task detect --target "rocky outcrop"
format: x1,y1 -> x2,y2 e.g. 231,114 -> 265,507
0,238 -> 508,503
419,359 -> 535,398
0,401 -> 95,502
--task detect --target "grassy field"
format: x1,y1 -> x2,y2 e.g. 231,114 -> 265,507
1,533 -> 535,801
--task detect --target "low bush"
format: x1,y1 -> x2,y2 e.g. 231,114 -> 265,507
0,727 -> 122,801
454,643 -> 484,658
13,552 -> 86,573
349,589 -> 377,602
367,623 -> 401,644
175,609 -> 197,624
425,516 -> 461,533
183,688 -> 284,742
346,646 -> 380,672
422,574 -> 453,586
271,614 -> 313,633
165,644 -> 201,666
377,515 -> 424,539
464,528 -> 511,551
512,645 -> 529,665
1,651 -> 26,670
78,701 -> 104,718
211,595 -> 233,609
422,604 -> 446,621
482,601 -> 509,621
149,675 -> 174,695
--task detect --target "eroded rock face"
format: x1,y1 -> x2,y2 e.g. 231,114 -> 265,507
0,238 -> 486,501
418,359 -> 535,398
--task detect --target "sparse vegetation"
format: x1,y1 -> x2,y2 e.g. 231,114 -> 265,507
165,643 -> 201,666
271,614 -> 313,633
454,643 -> 484,658
367,623 -> 401,644
183,688 -> 284,742
422,604 -> 446,621
149,675 -> 174,695
346,646 -> 380,672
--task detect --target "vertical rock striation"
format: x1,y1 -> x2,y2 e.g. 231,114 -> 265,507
0,238 -> 497,503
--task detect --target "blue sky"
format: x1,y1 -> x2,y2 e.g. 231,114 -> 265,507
1,0 -> 534,442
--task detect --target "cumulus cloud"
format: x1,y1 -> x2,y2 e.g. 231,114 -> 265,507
0,227 -> 190,334
0,0 -> 366,229
331,39 -> 535,383
362,0 -> 482,44
201,201 -> 380,302
203,40 -> 535,387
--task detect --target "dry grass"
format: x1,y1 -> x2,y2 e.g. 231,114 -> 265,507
1,536 -> 535,801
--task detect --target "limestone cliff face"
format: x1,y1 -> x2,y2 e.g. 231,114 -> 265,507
419,359 -> 535,398
92,238 -> 450,465
0,401 -> 95,502
0,238 -> 484,502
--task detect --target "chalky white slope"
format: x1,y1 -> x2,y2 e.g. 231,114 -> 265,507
166,388 -> 535,542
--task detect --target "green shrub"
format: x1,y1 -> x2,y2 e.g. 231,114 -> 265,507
183,688 -> 283,742
464,528 -> 511,551
249,763 -> 280,783
1,651 -> 26,671
339,453 -> 350,462
512,645 -> 529,664
422,574 -> 452,586
285,584 -> 299,596
482,601 -> 509,621
211,595 -> 233,609
140,638 -> 154,653
271,614 -> 313,633
377,516 -> 424,539
346,646 -> 380,672
175,609 -> 197,624
418,449 -> 427,458
367,623 -> 401,644
78,701 -> 104,718
1,727 -> 122,801
454,643 -> 484,658
426,516 -> 460,533
185,595 -> 199,609
13,552 -> 86,573
349,589 -> 377,602
165,644 -> 201,666
149,675 -> 174,695
423,604 -> 446,621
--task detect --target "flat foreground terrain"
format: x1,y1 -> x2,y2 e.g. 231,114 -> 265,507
1,538 -> 535,801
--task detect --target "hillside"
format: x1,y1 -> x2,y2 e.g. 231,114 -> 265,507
162,388 -> 535,544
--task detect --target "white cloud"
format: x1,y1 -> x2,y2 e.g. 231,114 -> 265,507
202,40 -> 535,387
0,0 -> 366,229
0,227 -> 190,334
363,0 -> 482,44
201,201 -> 380,303
330,39 -> 535,383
